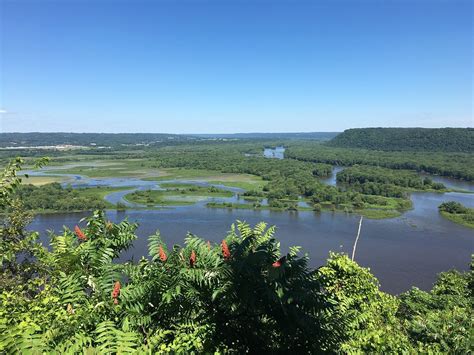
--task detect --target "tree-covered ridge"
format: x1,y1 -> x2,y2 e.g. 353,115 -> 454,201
0,132 -> 337,150
327,127 -> 474,152
0,159 -> 472,353
286,142 -> 474,181
0,132 -> 198,148
438,201 -> 474,229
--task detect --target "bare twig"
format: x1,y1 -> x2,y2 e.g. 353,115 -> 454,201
351,216 -> 363,261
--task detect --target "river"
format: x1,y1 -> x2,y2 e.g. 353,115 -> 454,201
26,165 -> 473,295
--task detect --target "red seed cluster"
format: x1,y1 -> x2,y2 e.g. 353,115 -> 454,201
111,281 -> 121,305
74,226 -> 87,241
189,250 -> 196,267
272,256 -> 286,268
159,246 -> 167,262
221,240 -> 231,260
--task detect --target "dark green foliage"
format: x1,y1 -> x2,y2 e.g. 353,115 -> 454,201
438,201 -> 474,228
0,158 -> 49,294
318,253 -> 412,352
286,142 -> 474,181
337,165 -> 446,192
439,201 -> 469,214
397,269 -> 473,352
328,127 -> 474,152
0,132 -> 195,148
14,183 -> 107,212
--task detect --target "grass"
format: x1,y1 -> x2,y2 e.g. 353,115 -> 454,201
124,185 -> 233,206
46,159 -> 157,178
364,197 -> 412,211
76,186 -> 133,201
124,193 -> 195,206
440,211 -> 474,229
240,195 -> 264,201
207,180 -> 266,191
21,175 -> 68,186
206,202 -> 290,211
45,161 -> 266,192
144,168 -> 227,180
357,209 -> 402,219
145,168 -> 266,191
206,200 -> 404,219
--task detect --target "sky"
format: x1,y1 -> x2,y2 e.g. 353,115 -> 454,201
0,0 -> 472,133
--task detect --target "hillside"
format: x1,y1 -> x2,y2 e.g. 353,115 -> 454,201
0,132 -> 198,148
191,132 -> 339,140
327,128 -> 474,152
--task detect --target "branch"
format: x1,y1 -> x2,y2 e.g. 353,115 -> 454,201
351,216 -> 363,261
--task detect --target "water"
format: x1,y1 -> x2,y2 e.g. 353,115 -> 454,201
23,169 -> 245,208
263,146 -> 285,159
419,173 -> 474,192
319,166 -> 345,186
25,166 -> 474,295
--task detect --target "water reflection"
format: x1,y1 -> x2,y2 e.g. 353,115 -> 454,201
263,146 -> 285,159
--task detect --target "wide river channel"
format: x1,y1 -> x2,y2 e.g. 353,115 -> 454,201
27,161 -> 473,294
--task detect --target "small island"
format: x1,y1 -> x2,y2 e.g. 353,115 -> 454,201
125,184 -> 233,206
438,201 -> 474,229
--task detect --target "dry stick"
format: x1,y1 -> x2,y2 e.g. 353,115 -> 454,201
351,216 -> 363,261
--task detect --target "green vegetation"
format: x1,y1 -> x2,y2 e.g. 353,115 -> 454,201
286,142 -> 474,181
206,179 -> 265,191
47,159 -> 160,178
1,159 -> 472,353
18,174 -> 68,185
10,141 -> 422,218
150,145 -> 413,217
12,183 -> 129,212
328,128 -> 474,152
0,132 -> 195,148
206,201 -> 302,211
337,165 -> 446,197
438,201 -> 474,229
3,131 -> 473,219
0,132 -> 336,149
125,185 -> 233,206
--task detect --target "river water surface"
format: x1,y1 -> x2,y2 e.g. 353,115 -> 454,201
27,165 -> 473,294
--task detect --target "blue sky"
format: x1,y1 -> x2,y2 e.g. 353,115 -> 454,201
0,0 -> 472,133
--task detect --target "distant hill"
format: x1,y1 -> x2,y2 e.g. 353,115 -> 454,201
327,128 -> 474,152
0,132 -> 339,149
0,132 -> 197,148
191,132 -> 339,140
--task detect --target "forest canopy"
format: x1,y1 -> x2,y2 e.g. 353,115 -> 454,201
327,128 -> 474,152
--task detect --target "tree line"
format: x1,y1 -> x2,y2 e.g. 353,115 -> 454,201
286,142 -> 474,181
13,183 -> 107,212
438,201 -> 474,228
337,165 -> 445,196
327,127 -> 474,152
